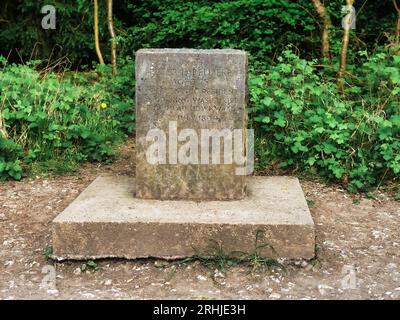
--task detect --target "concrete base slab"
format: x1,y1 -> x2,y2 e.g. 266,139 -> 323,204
52,176 -> 315,260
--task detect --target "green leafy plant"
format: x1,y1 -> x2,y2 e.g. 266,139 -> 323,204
0,138 -> 23,180
42,246 -> 53,260
249,50 -> 400,192
81,260 -> 98,271
170,230 -> 283,274
0,59 -> 134,180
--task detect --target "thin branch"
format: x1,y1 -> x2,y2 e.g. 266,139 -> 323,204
94,0 -> 104,65
107,0 -> 117,75
393,0 -> 400,13
311,0 -> 332,59
337,0 -> 355,92
393,0 -> 400,46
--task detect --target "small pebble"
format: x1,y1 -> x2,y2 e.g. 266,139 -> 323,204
269,293 -> 281,299
197,275 -> 207,281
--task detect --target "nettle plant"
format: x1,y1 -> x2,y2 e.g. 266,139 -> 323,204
0,59 -> 133,180
249,50 -> 400,191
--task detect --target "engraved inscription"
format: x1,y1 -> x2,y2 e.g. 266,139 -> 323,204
135,49 -> 248,200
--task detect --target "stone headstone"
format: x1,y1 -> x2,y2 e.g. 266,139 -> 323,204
135,49 -> 248,200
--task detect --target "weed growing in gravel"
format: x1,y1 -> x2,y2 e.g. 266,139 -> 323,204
163,230 -> 285,274
81,260 -> 98,272
42,246 -> 53,260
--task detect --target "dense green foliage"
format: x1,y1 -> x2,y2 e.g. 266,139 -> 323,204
0,1 -> 399,192
0,1 -> 396,68
0,58 -> 134,179
250,50 -> 400,191
123,0 -> 316,71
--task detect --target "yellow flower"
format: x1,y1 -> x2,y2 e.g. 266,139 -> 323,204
101,102 -> 107,109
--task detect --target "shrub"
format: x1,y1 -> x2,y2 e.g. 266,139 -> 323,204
0,59 -> 134,180
0,138 -> 23,180
249,50 -> 400,191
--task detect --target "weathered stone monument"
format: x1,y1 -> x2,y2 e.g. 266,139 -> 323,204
52,49 -> 315,260
136,49 -> 247,200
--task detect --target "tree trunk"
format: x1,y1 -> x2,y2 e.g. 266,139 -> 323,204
311,0 -> 332,59
337,0 -> 355,92
107,0 -> 117,75
0,112 -> 7,138
393,0 -> 400,46
94,0 -> 104,65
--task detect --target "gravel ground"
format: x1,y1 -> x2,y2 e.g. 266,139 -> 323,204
1,141 -> 400,300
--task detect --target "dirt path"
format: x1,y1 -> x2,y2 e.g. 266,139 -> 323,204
1,140 -> 400,300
